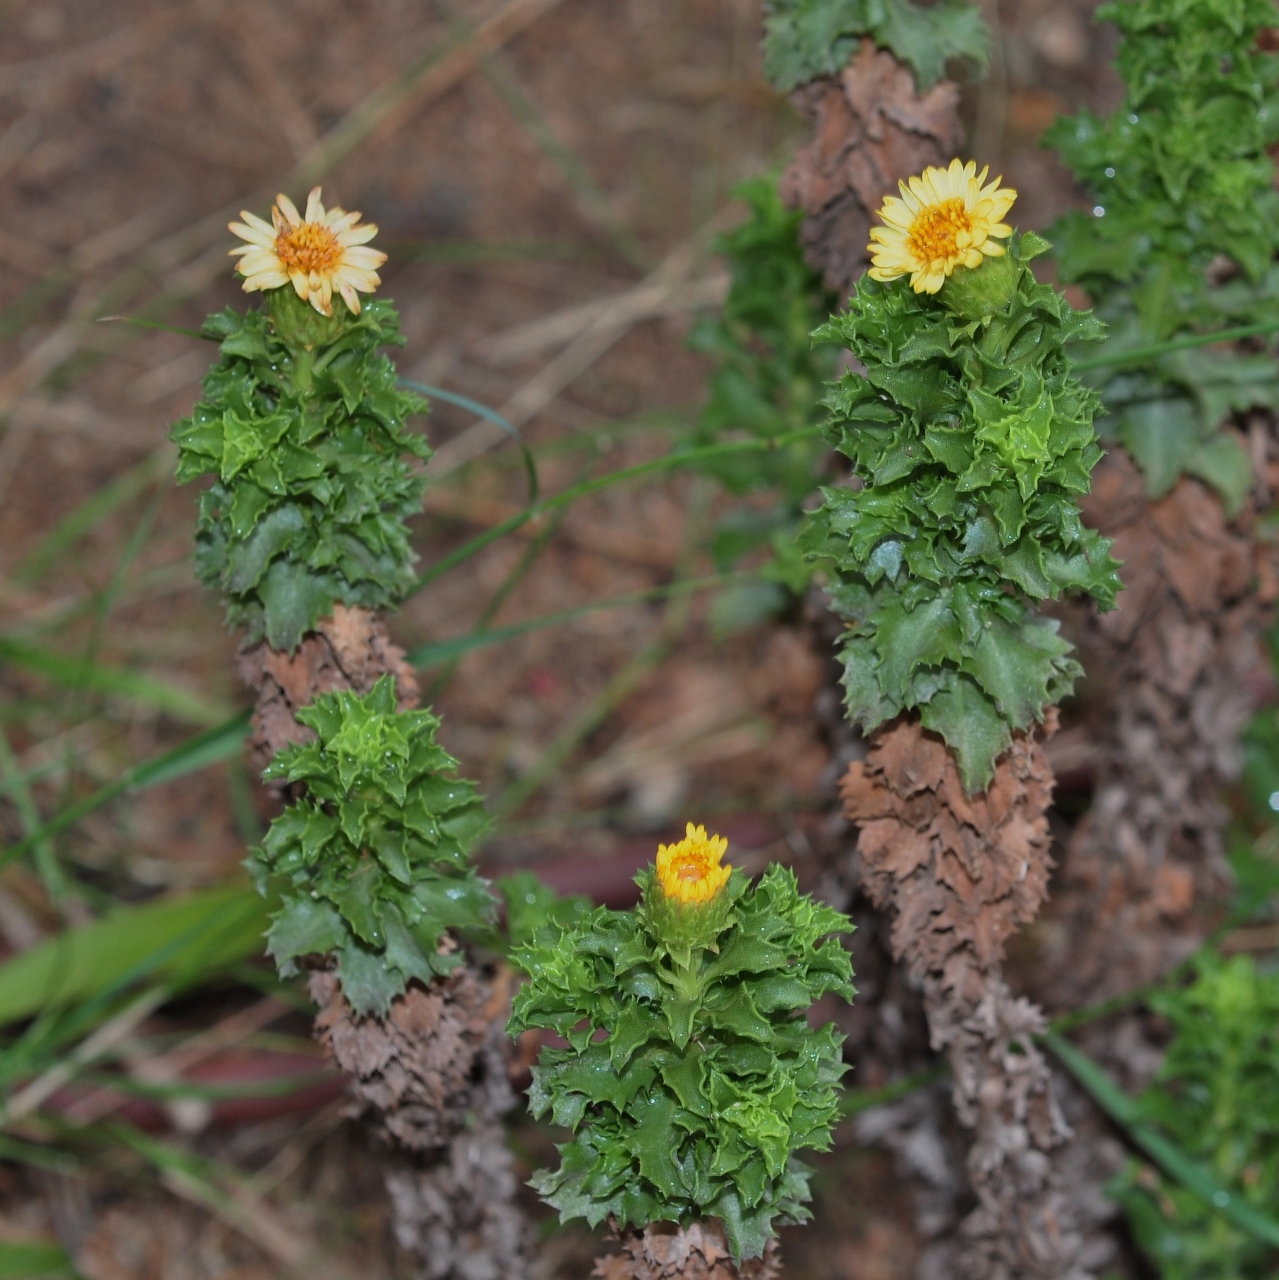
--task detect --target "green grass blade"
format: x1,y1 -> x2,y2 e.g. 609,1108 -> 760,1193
0,1134 -> 81,1177
839,1065 -> 947,1117
75,1067 -> 331,1104
425,463 -> 578,701
399,377 -> 539,505
0,637 -> 227,725
476,49 -> 649,271
0,1241 -> 80,1279
0,884 -> 268,1026
1043,1030 -> 1279,1248
0,756 -> 60,801
0,711 -> 250,872
1073,318 -> 1279,372
131,710 -> 251,788
407,572 -> 751,668
431,0 -> 648,271
414,426 -> 824,591
0,727 -> 69,907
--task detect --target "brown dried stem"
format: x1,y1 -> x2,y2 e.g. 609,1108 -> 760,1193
780,34 -> 1082,1272
1039,448 -> 1264,1010
593,1222 -> 781,1280
841,714 -> 1087,1279
237,602 -> 420,775
780,40 -> 965,297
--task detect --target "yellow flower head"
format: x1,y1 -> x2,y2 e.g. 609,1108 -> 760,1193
867,159 -> 1017,295
228,187 -> 387,317
655,823 -> 732,907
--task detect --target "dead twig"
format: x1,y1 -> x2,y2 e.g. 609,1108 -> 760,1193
61,996 -> 294,1128
429,212 -> 735,479
475,273 -> 728,366
5,988 -> 167,1123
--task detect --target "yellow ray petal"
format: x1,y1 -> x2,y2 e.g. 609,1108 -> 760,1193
867,159 -> 1018,295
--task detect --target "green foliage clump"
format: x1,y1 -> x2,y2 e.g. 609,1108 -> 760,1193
1046,0 -> 1279,510
246,675 -> 494,1016
1241,623 -> 1279,821
1111,953 -> 1279,1279
687,177 -> 839,621
761,0 -> 986,92
507,865 -> 853,1262
496,869 -> 593,950
800,234 -> 1121,790
171,288 -> 429,652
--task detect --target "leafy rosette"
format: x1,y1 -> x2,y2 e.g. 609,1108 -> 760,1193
507,846 -> 853,1263
171,287 -> 429,651
800,232 -> 1122,789
1046,0 -> 1279,510
761,0 -> 987,93
246,675 -> 495,1016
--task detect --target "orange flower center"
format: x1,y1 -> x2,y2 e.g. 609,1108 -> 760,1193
275,222 -> 343,276
672,852 -> 714,883
905,197 -> 972,263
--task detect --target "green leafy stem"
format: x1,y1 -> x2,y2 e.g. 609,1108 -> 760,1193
246,676 -> 495,1016
172,291 -> 430,651
508,866 -> 853,1262
800,233 -> 1121,789
1046,0 -> 1279,510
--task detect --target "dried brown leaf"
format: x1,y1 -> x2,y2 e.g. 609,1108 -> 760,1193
385,1126 -> 533,1280
309,965 -> 514,1152
594,1223 -> 780,1280
238,603 -> 420,773
841,715 -> 1080,1278
779,40 -> 965,295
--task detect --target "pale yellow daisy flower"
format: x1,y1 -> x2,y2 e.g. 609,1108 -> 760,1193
867,159 -> 1017,295
228,186 -> 387,317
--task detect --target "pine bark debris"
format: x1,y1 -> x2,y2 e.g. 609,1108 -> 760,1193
592,1222 -> 781,1280
779,39 -> 964,298
309,963 -> 517,1151
238,602 -> 421,773
841,713 -> 1089,1280
1040,447 -> 1264,1011
385,1125 -> 531,1280
306,955 -> 533,1280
